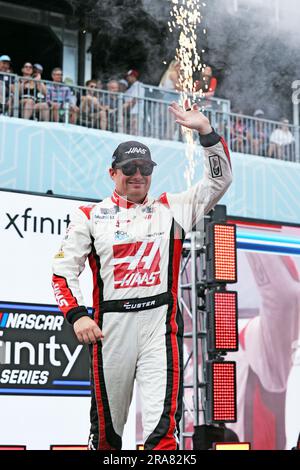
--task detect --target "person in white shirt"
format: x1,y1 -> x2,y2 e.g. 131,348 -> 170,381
268,118 -> 295,160
123,69 -> 145,136
159,60 -> 182,140
159,60 -> 182,102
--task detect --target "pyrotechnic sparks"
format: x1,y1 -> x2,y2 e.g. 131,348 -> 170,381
169,0 -> 206,187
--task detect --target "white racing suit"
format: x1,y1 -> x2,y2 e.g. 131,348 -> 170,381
52,131 -> 232,450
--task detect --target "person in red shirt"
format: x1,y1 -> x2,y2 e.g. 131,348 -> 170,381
194,66 -> 217,99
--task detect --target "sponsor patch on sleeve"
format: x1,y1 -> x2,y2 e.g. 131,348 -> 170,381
209,155 -> 223,178
54,251 -> 65,259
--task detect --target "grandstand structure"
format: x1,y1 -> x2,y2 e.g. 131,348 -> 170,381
0,0 -> 91,83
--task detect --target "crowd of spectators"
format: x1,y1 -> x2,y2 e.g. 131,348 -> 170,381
0,54 -> 148,135
0,55 -> 143,134
229,109 -> 295,160
0,54 -> 297,160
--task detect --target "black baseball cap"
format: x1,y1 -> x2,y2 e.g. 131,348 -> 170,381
112,141 -> 157,167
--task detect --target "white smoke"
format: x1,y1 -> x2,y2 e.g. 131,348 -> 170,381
141,0 -> 300,118
200,0 -> 300,118
65,0 -> 300,117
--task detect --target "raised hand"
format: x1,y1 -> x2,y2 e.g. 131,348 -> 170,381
169,100 -> 212,135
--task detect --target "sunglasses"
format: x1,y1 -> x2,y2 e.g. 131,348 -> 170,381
116,162 -> 154,176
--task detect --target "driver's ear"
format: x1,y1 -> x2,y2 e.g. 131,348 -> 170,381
109,167 -> 116,180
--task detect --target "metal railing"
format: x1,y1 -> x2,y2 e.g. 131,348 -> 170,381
143,84 -> 231,113
222,113 -> 298,162
1,72 -> 299,162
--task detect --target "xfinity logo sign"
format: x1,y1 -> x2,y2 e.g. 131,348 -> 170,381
0,331 -> 81,377
4,208 -> 71,238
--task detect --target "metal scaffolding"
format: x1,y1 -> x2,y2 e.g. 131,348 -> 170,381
179,207 -> 229,450
179,230 -> 208,449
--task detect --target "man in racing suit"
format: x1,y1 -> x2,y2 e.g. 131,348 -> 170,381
52,101 -> 233,450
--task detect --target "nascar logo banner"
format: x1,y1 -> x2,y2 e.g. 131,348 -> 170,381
0,302 -> 90,395
0,190 -> 94,395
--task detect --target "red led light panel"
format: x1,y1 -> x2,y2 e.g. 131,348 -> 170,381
214,225 -> 237,282
210,362 -> 237,423
214,292 -> 238,351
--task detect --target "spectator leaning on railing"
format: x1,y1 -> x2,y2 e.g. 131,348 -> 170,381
64,77 -> 80,121
249,109 -> 269,156
80,79 -> 106,129
230,111 -> 250,153
123,69 -> 145,136
194,66 -> 217,99
46,68 -> 77,124
159,60 -> 182,103
158,60 -> 182,140
96,78 -> 103,91
0,55 -> 12,72
32,63 -> 49,121
118,79 -> 128,93
18,62 -> 45,120
103,79 -> 121,132
268,118 -> 295,160
0,55 -> 14,114
0,54 -> 12,75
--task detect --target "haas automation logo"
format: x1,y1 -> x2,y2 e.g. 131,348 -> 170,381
112,240 -> 161,289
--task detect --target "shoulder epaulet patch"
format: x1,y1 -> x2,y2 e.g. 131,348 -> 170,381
79,205 -> 96,220
158,193 -> 170,208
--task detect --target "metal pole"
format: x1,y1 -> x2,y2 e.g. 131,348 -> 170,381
178,255 -> 186,451
179,246 -> 197,450
64,102 -> 70,124
199,248 -> 208,425
13,75 -> 19,118
190,232 -> 200,428
78,28 -> 87,86
293,100 -> 300,163
1,80 -> 5,112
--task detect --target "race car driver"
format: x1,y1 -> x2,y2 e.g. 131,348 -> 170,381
52,101 -> 233,450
